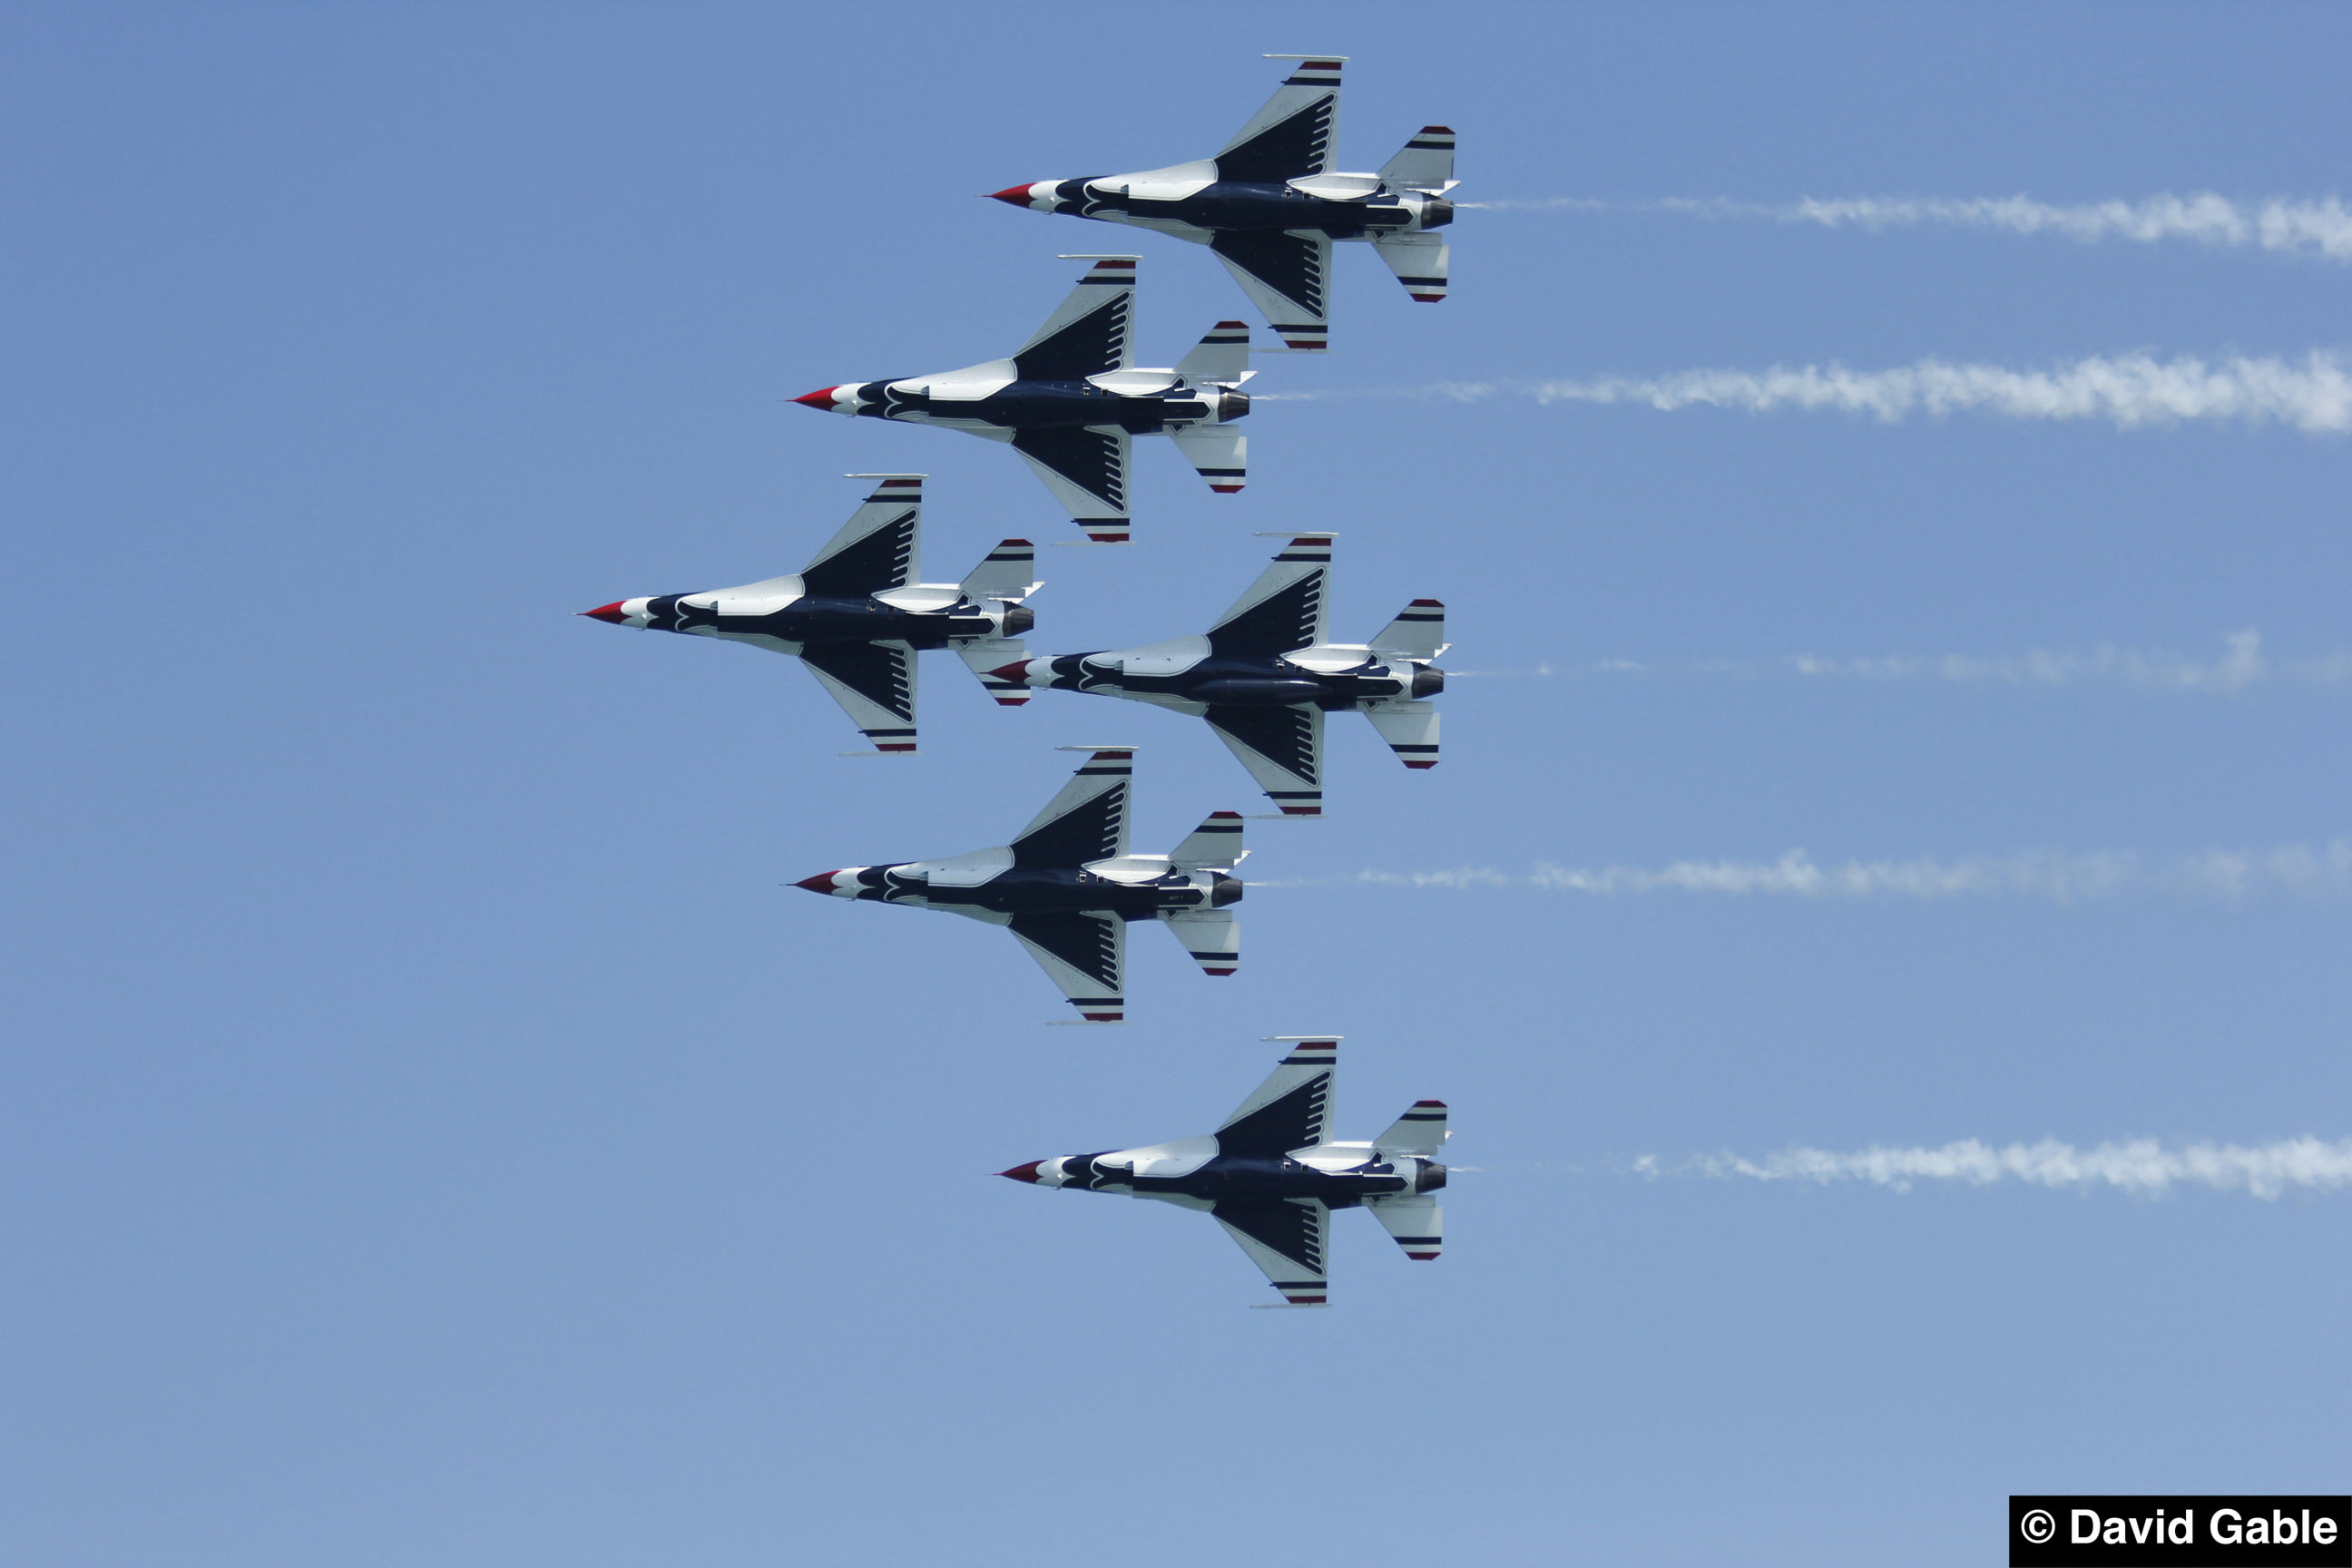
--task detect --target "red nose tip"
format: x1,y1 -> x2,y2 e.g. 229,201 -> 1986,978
579,602 -> 629,623
997,1161 -> 1045,1183
986,660 -> 1034,683
791,386 -> 844,409
985,184 -> 1038,207
793,871 -> 844,894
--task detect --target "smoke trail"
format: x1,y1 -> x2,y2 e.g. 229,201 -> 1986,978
1260,353 -> 2352,435
1643,1137 -> 2352,1199
1451,634 -> 2352,690
1461,193 -> 2352,261
1320,840 -> 2352,902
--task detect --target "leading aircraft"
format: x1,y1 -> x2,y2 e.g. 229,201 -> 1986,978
792,257 -> 1254,545
988,533 -> 1446,817
578,475 -> 1039,754
1000,1036 -> 1449,1306
987,55 -> 1455,352
794,748 -> 1245,1023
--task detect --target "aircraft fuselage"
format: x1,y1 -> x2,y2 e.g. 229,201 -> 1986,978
1042,650 -> 1442,710
640,592 -> 1023,652
843,862 -> 1242,919
848,378 -> 1243,436
1048,179 -> 1454,240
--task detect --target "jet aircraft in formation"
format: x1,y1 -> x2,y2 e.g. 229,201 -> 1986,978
793,258 -> 1253,544
987,54 -> 1455,351
990,533 -> 1446,816
579,475 -> 1040,754
1001,1036 -> 1448,1305
794,748 -> 1245,1023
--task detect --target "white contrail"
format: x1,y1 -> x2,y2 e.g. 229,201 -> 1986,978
1329,840 -> 2352,902
1642,1137 -> 2352,1200
1460,193 -> 2352,261
1260,352 -> 2352,435
1452,633 -> 2352,690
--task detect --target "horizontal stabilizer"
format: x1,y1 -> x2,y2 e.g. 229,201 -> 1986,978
1364,701 -> 1438,770
1370,598 -> 1447,659
959,538 -> 1040,604
1374,1100 -> 1449,1157
1170,809 -> 1246,869
1377,125 -> 1456,192
1161,908 -> 1239,977
1371,231 -> 1449,303
1366,1193 -> 1443,1261
1167,423 -> 1247,495
1174,320 -> 1252,387
955,638 -> 1031,706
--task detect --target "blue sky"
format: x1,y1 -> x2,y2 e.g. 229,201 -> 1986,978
5,4 -> 2347,1563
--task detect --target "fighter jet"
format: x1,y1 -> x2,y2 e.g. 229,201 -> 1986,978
1000,1036 -> 1448,1307
790,256 -> 1252,545
987,55 -> 1455,352
793,748 -> 1244,1023
577,475 -> 1039,755
988,533 -> 1445,817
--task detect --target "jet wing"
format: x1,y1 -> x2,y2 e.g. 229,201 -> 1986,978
1012,257 -> 1135,381
1215,58 -> 1342,182
1216,1037 -> 1335,1157
1204,703 -> 1323,817
1011,426 -> 1131,544
1007,911 -> 1125,1023
799,475 -> 922,596
798,640 -> 918,753
1209,230 -> 1331,350
1213,1197 -> 1330,1306
1011,748 -> 1131,867
1208,534 -> 1329,656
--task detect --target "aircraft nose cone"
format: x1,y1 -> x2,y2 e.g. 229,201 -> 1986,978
985,183 -> 1038,207
579,602 -> 630,624
998,1161 -> 1046,1183
791,386 -> 844,410
986,659 -> 1034,684
793,871 -> 845,895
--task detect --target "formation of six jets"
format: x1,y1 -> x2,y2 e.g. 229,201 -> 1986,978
586,56 -> 1455,1306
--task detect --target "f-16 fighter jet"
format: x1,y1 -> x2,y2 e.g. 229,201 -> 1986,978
989,533 -> 1445,817
1000,1036 -> 1448,1306
987,55 -> 1455,352
793,748 -> 1244,1023
790,257 -> 1253,545
578,475 -> 1040,755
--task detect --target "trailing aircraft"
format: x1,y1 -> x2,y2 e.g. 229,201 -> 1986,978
794,748 -> 1244,1023
987,54 -> 1455,351
1000,1036 -> 1448,1306
578,475 -> 1038,754
989,533 -> 1446,816
791,257 -> 1252,545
